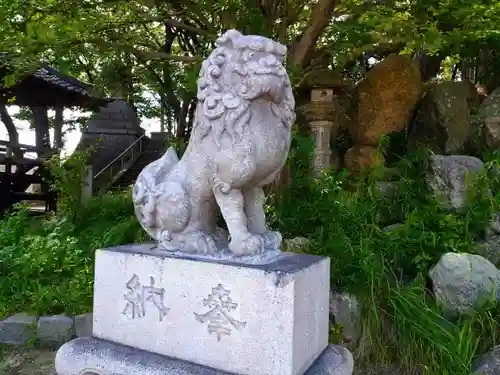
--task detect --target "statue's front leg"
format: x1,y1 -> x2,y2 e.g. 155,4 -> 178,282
243,187 -> 282,251
213,187 -> 264,256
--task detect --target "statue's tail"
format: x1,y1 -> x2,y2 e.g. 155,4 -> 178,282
152,146 -> 180,184
133,147 -> 181,241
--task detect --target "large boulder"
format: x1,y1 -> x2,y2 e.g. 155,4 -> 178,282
473,345 -> 500,375
351,54 -> 422,145
487,213 -> 500,240
480,87 -> 500,149
429,252 -> 500,315
329,291 -> 361,351
476,235 -> 500,267
408,81 -> 480,154
427,155 -> 485,210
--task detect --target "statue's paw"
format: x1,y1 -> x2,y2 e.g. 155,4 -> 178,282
182,230 -> 218,255
158,231 -> 178,252
212,227 -> 229,248
229,234 -> 265,256
261,231 -> 282,251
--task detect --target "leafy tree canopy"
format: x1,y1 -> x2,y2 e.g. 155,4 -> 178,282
0,0 -> 499,129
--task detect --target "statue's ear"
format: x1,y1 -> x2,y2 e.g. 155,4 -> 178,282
216,29 -> 242,49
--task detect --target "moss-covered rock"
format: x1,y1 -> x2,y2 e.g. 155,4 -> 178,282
408,81 -> 479,154
344,145 -> 384,172
351,54 -> 422,145
480,87 -> 500,149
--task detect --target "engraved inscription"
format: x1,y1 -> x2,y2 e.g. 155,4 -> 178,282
194,284 -> 246,341
122,274 -> 170,321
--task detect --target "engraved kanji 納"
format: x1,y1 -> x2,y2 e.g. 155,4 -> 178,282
122,274 -> 170,321
194,284 -> 246,341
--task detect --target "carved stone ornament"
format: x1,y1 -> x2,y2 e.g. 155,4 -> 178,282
132,29 -> 295,257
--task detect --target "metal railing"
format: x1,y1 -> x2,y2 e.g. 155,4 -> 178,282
93,134 -> 147,188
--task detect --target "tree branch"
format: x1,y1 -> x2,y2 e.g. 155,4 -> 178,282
66,38 -> 202,62
0,104 -> 21,157
77,56 -> 95,83
289,0 -> 338,68
286,0 -> 309,27
163,18 -> 215,37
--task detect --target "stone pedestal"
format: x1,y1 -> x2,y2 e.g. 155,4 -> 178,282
55,244 -> 354,375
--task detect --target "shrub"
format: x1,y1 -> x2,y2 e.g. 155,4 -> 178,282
0,190 -> 146,317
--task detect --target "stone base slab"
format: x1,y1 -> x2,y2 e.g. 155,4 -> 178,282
55,337 -> 354,375
93,244 -> 330,375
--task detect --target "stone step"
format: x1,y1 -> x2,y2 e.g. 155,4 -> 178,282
111,145 -> 167,189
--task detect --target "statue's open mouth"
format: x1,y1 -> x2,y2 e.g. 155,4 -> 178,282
238,74 -> 285,104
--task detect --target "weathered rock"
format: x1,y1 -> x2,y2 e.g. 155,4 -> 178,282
463,79 -> 482,108
486,213 -> 500,240
351,54 -> 422,145
284,236 -> 311,253
476,235 -> 500,267
329,291 -> 361,351
473,345 -> 500,374
337,89 -> 354,133
375,181 -> 399,198
37,315 -> 74,347
74,313 -> 93,338
305,344 -> 354,375
408,81 -> 478,154
0,313 -> 37,345
429,252 -> 500,315
427,155 -> 485,210
490,213 -> 500,235
381,223 -> 404,232
344,145 -> 384,172
480,87 -> 500,149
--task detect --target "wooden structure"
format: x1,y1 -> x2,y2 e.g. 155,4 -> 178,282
0,141 -> 55,212
0,61 -> 107,108
0,61 -> 110,213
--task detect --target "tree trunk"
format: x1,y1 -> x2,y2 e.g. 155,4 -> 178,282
289,0 -> 337,68
160,102 -> 165,133
167,106 -> 173,135
186,100 -> 197,139
31,106 -> 52,157
54,107 -> 64,150
176,100 -> 190,139
163,23 -> 181,125
0,104 -> 21,157
418,53 -> 444,82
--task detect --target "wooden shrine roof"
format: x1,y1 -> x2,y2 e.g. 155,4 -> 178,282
0,63 -> 110,109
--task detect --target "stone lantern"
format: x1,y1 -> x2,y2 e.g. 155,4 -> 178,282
300,69 -> 350,176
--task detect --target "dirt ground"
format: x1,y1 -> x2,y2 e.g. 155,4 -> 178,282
0,346 -> 56,375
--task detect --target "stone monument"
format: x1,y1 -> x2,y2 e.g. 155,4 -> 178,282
55,30 -> 353,375
299,69 -> 351,176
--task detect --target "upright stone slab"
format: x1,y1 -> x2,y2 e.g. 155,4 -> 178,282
90,244 -> 329,375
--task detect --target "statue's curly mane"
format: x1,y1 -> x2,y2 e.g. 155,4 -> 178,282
191,29 -> 295,148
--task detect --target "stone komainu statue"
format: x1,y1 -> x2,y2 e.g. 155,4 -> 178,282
132,29 -> 295,256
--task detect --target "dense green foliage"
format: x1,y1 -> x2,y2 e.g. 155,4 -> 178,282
271,134 -> 500,375
1,136 -> 500,374
275,137 -> 494,292
2,0 -> 500,137
0,192 -> 146,317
